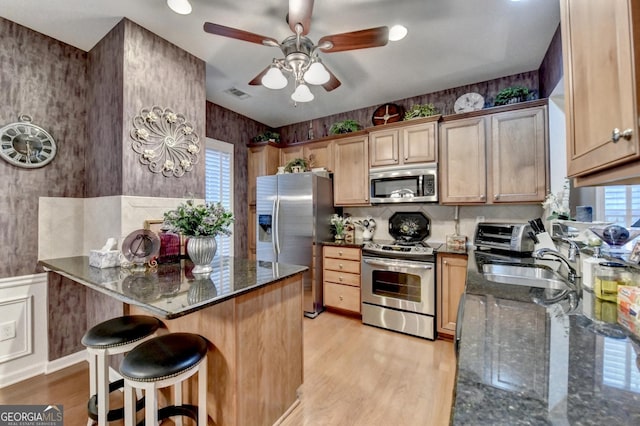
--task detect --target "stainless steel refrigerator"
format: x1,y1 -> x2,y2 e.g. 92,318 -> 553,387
256,172 -> 334,318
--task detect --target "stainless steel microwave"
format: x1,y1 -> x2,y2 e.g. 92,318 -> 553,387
369,165 -> 438,203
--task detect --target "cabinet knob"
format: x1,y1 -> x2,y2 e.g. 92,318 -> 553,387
339,264 -> 344,269
339,295 -> 344,301
612,128 -> 633,142
443,260 -> 448,265
494,194 -> 500,200
339,276 -> 343,281
338,251 -> 343,256
480,195 -> 486,201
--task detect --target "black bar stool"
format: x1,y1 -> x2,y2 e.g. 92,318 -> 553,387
119,332 -> 209,426
81,315 -> 163,425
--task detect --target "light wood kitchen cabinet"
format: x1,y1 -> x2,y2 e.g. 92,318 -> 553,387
437,253 -> 468,337
369,119 -> 438,167
304,139 -> 334,171
439,102 -> 548,205
333,135 -> 370,206
279,145 -> 304,169
561,0 -> 640,186
323,246 -> 361,313
247,144 -> 279,258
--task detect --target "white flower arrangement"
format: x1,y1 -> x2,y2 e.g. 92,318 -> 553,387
330,214 -> 350,236
542,178 -> 571,220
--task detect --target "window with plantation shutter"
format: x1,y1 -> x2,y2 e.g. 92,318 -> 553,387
596,186 -> 640,226
205,138 -> 234,257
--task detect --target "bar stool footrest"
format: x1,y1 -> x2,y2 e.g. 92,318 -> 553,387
87,379 -> 145,421
136,404 -> 198,426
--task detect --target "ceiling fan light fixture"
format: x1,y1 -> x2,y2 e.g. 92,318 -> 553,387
166,0 -> 192,15
304,61 -> 330,85
291,83 -> 314,102
389,25 -> 408,41
262,67 -> 288,89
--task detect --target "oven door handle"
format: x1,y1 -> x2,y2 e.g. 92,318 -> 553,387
363,258 -> 433,270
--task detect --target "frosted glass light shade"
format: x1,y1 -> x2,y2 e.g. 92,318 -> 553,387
389,25 -> 408,41
304,62 -> 330,85
291,84 -> 314,102
262,67 -> 288,89
167,0 -> 192,15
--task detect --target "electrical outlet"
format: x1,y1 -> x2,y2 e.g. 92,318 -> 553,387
0,321 -> 16,342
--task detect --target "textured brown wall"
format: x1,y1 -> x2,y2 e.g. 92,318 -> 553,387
122,19 -> 206,198
279,71 -> 540,144
206,101 -> 267,257
85,20 -> 125,198
0,17 -> 87,278
538,24 -> 563,98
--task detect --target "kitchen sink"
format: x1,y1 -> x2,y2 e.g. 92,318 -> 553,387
482,263 -> 570,290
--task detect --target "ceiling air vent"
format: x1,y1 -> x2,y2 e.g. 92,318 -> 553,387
224,87 -> 250,100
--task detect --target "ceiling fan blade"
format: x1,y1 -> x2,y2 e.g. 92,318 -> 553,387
322,68 -> 341,92
248,66 -> 271,86
204,22 -> 279,47
319,26 -> 389,53
288,0 -> 314,35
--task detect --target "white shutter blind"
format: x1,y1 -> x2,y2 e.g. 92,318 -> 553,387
205,138 -> 234,257
602,337 -> 640,392
599,186 -> 640,226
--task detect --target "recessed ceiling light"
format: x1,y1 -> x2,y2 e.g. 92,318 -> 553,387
167,0 -> 192,15
389,25 -> 408,42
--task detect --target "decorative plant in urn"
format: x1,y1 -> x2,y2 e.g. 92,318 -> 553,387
163,199 -> 234,273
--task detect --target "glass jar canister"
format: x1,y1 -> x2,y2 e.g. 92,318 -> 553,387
594,262 -> 631,302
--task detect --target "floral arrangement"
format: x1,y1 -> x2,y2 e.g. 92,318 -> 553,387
330,214 -> 350,236
542,178 -> 571,220
163,199 -> 234,237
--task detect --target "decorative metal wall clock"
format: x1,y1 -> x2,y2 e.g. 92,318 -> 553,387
0,114 -> 57,168
130,106 -> 200,178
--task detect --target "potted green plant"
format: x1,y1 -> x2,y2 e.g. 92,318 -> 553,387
403,103 -> 438,120
284,157 -> 309,173
252,130 -> 280,143
329,119 -> 361,134
494,86 -> 530,106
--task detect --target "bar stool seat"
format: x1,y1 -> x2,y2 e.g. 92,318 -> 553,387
82,315 -> 163,425
120,332 -> 208,426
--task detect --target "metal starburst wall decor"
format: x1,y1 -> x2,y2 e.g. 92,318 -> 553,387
130,106 -> 200,178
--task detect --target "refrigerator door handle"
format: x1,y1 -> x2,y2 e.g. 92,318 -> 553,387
274,197 -> 281,255
270,199 -> 278,256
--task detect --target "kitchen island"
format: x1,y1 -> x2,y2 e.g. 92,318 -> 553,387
452,250 -> 640,425
40,256 -> 307,426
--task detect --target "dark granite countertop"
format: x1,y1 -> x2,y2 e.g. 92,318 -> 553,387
452,249 -> 640,425
39,256 -> 307,319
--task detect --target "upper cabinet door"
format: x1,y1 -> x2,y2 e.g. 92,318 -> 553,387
369,129 -> 399,167
439,117 -> 487,204
490,106 -> 548,203
562,0 -> 639,178
402,121 -> 437,164
333,135 -> 370,206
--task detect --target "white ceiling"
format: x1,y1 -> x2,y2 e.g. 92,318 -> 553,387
1,0 -> 560,128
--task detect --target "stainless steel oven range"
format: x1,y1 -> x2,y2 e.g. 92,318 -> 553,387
361,212 -> 438,340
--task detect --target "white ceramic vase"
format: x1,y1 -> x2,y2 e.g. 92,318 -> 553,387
187,236 -> 217,274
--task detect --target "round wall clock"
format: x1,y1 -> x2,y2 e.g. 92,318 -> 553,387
372,103 -> 404,126
0,115 -> 57,168
454,92 -> 485,113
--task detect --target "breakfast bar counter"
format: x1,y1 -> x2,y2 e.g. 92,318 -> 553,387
40,256 -> 307,426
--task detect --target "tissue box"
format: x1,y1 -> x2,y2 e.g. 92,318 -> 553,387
89,250 -> 121,269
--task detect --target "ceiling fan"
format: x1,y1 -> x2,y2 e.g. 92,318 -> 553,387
203,0 -> 391,102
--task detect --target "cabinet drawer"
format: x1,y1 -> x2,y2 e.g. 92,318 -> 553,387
324,246 -> 361,261
323,258 -> 360,274
323,269 -> 360,287
324,282 -> 360,313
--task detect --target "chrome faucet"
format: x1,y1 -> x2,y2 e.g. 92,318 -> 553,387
560,237 -> 582,262
532,247 -> 580,284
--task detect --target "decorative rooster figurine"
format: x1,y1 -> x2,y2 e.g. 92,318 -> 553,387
355,216 -> 377,241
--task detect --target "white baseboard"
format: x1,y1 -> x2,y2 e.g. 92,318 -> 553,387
0,360 -> 47,389
45,350 -> 87,374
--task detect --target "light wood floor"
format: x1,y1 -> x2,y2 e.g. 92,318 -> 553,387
0,311 -> 456,426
